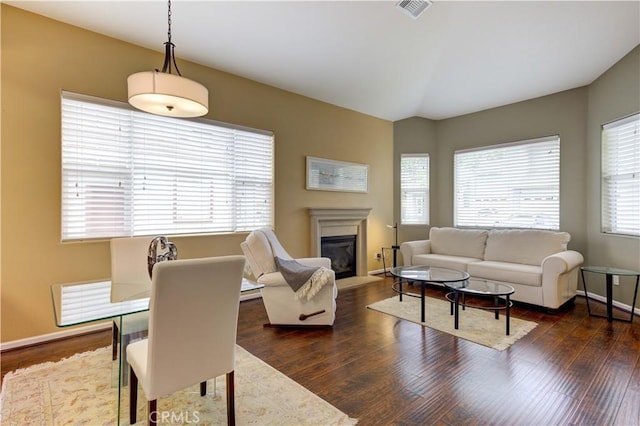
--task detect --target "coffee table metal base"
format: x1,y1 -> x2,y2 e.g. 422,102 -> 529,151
390,266 -> 471,324
392,280 -> 427,322
445,291 -> 513,335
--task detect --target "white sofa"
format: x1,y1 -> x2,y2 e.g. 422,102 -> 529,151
400,227 -> 584,310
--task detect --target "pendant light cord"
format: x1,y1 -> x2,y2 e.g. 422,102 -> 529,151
167,0 -> 172,44
160,0 -> 182,76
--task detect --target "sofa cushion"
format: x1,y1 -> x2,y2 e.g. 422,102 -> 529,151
411,254 -> 482,272
429,227 -> 489,259
484,229 -> 570,266
467,261 -> 542,287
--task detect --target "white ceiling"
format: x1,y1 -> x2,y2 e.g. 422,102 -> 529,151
7,1 -> 640,121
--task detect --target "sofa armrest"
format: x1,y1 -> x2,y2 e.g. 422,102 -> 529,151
541,250 -> 584,309
296,257 -> 332,269
399,240 -> 431,266
542,250 -> 584,274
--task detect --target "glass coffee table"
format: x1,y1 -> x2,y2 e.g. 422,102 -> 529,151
444,279 -> 515,335
390,266 -> 470,322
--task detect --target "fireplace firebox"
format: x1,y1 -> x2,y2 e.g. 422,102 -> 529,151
321,235 -> 357,280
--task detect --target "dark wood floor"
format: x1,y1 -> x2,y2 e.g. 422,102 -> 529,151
2,275 -> 639,425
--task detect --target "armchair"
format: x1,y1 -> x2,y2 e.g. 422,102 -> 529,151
240,227 -> 337,326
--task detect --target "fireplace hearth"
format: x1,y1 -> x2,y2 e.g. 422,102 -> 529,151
321,235 -> 357,279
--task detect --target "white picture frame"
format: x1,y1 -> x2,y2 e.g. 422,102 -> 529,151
306,156 -> 368,193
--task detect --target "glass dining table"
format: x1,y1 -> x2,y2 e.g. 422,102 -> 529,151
51,278 -> 263,424
51,279 -> 151,424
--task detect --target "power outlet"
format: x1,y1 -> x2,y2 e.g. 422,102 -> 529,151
613,275 -> 620,285
375,253 -> 382,261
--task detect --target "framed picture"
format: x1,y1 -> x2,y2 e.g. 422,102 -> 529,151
306,156 -> 368,193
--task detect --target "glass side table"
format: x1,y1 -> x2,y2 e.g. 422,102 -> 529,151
580,266 -> 640,323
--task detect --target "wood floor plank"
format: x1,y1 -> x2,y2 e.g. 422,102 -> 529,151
2,275 -> 639,425
614,355 -> 640,425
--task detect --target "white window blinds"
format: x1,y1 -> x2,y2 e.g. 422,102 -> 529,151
61,92 -> 273,241
58,281 -> 148,326
454,136 -> 560,230
401,154 -> 429,225
602,113 -> 640,237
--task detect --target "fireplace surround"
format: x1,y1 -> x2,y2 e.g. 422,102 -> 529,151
308,207 -> 372,277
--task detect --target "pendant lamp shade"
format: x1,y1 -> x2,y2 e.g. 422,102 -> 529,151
127,0 -> 208,118
128,71 -> 208,118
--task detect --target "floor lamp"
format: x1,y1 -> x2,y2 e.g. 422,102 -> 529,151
387,223 -> 399,268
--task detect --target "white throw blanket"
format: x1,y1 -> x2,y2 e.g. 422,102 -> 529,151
275,257 -> 332,301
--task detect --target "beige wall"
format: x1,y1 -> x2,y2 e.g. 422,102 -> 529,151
394,46 -> 640,308
393,116 -> 437,244
586,46 -> 640,304
0,5 -> 393,343
434,87 -> 589,256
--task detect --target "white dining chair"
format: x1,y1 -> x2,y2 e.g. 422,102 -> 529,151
110,236 -> 153,361
127,255 -> 245,426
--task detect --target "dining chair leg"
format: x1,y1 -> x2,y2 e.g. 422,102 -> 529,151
200,381 -> 207,396
112,321 -> 118,361
226,371 -> 235,426
129,367 -> 138,425
149,399 -> 157,426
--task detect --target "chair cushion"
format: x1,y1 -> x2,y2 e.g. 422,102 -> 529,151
429,227 -> 488,259
484,229 -> 570,266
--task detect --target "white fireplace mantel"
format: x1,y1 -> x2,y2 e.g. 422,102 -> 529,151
308,207 -> 372,277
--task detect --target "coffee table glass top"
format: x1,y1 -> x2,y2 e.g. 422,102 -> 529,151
444,278 -> 514,296
390,266 -> 469,283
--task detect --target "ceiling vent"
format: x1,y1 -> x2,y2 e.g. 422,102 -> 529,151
396,0 -> 432,19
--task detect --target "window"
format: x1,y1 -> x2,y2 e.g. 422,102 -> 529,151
401,154 -> 429,225
602,113 -> 640,237
61,92 -> 273,241
454,136 -> 560,230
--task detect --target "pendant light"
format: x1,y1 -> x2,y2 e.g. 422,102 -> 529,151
127,0 -> 208,118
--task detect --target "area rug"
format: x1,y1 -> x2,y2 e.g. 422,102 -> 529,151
0,345 -> 358,425
367,295 -> 537,351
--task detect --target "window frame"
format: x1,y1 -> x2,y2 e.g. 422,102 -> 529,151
601,113 -> 640,237
400,153 -> 430,226
454,135 -> 560,230
61,91 -> 274,242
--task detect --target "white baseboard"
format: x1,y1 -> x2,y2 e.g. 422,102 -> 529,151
0,322 -> 112,352
577,289 -> 639,317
